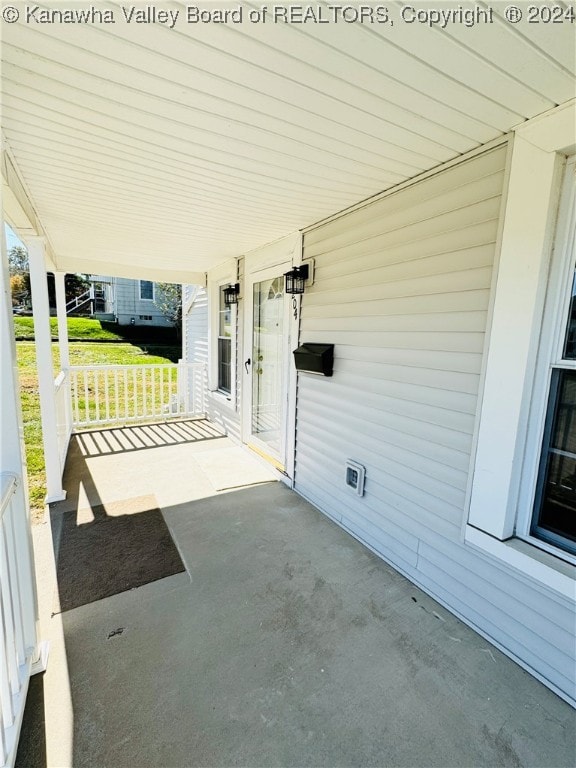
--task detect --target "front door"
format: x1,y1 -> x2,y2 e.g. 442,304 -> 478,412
244,268 -> 289,470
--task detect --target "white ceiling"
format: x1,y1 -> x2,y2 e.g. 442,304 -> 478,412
2,0 -> 575,280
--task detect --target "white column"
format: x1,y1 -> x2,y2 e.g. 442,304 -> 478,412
27,238 -> 66,503
0,222 -> 40,660
0,243 -> 27,481
54,272 -> 69,370
54,271 -> 73,443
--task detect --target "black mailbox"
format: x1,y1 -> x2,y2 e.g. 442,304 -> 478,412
293,343 -> 334,377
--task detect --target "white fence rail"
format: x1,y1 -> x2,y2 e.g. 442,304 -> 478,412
54,371 -> 72,470
0,474 -> 38,768
65,287 -> 92,315
69,363 -> 207,428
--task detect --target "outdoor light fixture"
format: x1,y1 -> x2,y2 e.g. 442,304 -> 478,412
223,283 -> 240,305
284,264 -> 309,295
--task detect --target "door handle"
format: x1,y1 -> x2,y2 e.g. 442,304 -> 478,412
244,358 -> 251,374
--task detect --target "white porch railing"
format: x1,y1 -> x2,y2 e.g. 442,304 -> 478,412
0,474 -> 38,768
65,287 -> 93,315
54,371 -> 72,469
69,362 -> 207,428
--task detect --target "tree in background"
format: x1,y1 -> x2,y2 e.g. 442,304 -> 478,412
10,273 -> 28,306
47,273 -> 89,309
8,245 -> 28,276
154,283 -> 182,329
8,243 -> 89,310
8,246 -> 31,306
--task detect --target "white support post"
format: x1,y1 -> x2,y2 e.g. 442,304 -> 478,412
1,222 -> 40,653
0,242 -> 28,485
1,217 -> 43,684
27,239 -> 66,503
54,272 -> 69,370
54,272 -> 73,449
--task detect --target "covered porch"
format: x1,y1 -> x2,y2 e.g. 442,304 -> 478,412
2,5 -> 576,765
19,426 -> 575,768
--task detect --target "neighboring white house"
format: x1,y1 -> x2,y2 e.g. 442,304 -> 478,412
90,275 -> 174,327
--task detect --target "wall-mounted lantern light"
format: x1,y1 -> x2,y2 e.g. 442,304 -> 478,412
284,264 -> 309,295
223,283 -> 240,305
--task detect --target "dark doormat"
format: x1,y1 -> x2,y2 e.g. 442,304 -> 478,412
53,495 -> 186,612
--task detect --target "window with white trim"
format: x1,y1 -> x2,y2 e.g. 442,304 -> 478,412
139,280 -> 154,301
465,109 -> 576,592
529,158 -> 576,557
217,285 -> 232,395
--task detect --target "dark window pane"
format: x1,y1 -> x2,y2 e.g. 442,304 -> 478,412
218,338 -> 231,394
533,369 -> 576,552
219,309 -> 231,338
140,280 -> 154,300
218,286 -> 232,337
563,270 -> 576,359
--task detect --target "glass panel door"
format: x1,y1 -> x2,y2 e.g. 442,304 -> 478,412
251,276 -> 285,459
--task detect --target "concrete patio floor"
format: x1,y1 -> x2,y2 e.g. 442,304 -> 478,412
21,420 -> 576,767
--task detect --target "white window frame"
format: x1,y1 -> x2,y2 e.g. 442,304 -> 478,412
217,284 -> 233,396
139,280 -> 155,302
207,261 -> 237,406
464,102 -> 576,598
516,156 -> 576,558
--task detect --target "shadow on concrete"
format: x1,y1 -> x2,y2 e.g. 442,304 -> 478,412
51,482 -> 576,768
50,440 -> 186,612
34,427 -> 576,767
53,498 -> 185,612
15,673 -> 46,768
74,419 -> 225,458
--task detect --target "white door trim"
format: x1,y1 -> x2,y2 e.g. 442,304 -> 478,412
242,263 -> 291,470
241,232 -> 302,475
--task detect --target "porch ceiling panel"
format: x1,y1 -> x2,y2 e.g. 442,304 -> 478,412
1,1 -> 575,278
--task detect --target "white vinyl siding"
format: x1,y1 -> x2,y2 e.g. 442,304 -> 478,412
297,147 -> 505,540
113,278 -> 171,326
294,143 -> 576,704
182,271 -> 243,443
183,286 -> 208,366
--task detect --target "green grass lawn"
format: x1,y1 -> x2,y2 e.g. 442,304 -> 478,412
14,316 -> 180,349
17,339 -> 177,522
14,316 -> 125,341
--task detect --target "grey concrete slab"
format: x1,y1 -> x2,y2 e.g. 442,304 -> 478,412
31,434 -> 576,768
50,424 -> 274,516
